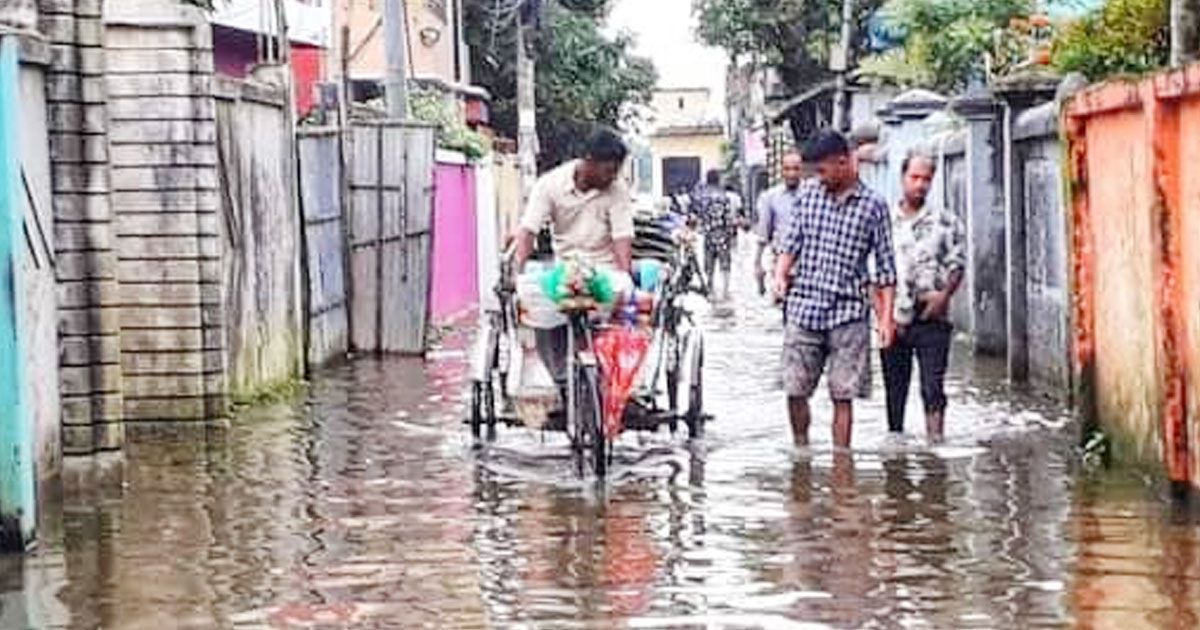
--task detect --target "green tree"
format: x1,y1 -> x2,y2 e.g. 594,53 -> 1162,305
692,0 -> 886,94
1051,0 -> 1169,79
465,0 -> 657,171
858,0 -> 1035,91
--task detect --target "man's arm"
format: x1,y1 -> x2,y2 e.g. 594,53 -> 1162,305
920,213 -> 967,320
871,200 -> 898,348
513,178 -> 553,274
773,252 -> 795,301
613,238 -> 633,273
609,187 -> 636,273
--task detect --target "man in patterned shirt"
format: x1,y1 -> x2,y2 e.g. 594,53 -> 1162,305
692,169 -> 736,302
881,151 -> 965,442
772,130 -> 897,448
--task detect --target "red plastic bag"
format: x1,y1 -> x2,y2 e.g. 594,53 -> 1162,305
594,327 -> 652,439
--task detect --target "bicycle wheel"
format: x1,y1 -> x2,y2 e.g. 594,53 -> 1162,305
685,333 -> 705,439
576,364 -> 607,478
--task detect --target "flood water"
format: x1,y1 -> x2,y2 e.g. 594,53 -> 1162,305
3,246 -> 1200,629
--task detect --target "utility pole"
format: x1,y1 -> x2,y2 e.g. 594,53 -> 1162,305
384,0 -> 410,118
831,0 -> 854,131
516,6 -> 539,208
1172,0 -> 1200,65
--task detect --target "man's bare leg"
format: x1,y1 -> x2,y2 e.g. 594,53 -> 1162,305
925,410 -> 945,444
832,401 -> 853,449
787,396 -> 811,447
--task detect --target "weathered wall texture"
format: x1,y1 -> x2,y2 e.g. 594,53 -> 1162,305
41,0 -> 124,453
104,3 -> 226,423
1010,104 -> 1070,392
1,0 -> 38,32
215,77 -> 304,399
18,51 -> 62,485
1065,63 -> 1200,486
298,128 -> 349,367
346,122 -> 436,355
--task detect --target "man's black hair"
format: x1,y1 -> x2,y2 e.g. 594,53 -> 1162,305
705,169 -> 721,186
584,128 -> 629,164
901,149 -> 937,176
802,129 -> 851,163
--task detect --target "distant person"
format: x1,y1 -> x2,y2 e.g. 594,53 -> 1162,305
691,169 -> 736,302
754,151 -> 807,298
881,151 -> 965,443
772,130 -> 896,448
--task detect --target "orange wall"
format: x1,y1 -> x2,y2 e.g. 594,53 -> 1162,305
1065,63 -> 1200,488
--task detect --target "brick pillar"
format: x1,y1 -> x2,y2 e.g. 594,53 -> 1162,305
40,0 -> 124,454
104,0 -> 227,423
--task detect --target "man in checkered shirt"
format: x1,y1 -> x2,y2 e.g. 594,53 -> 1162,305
772,130 -> 897,448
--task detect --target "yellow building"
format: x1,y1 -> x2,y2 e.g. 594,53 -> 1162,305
647,88 -> 726,196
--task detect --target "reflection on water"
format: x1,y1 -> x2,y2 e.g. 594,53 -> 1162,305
3,247 -> 1200,629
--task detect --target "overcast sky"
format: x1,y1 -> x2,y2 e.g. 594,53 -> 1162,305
607,0 -> 728,117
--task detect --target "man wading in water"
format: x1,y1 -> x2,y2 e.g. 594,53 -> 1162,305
773,130 -> 897,448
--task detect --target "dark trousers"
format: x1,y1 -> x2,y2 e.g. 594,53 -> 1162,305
880,319 -> 952,433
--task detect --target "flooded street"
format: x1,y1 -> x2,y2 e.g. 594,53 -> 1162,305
3,248 -> 1200,629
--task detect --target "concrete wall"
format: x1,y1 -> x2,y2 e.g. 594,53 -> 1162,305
431,155 -> 478,322
1,0 -> 38,31
1063,63 -> 1200,487
1009,103 -> 1070,393
651,88 -> 713,126
17,47 -> 62,488
335,0 -> 461,82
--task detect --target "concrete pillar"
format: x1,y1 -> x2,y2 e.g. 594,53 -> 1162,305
994,72 -> 1065,383
39,0 -> 125,455
952,91 -> 1006,356
875,89 -> 949,218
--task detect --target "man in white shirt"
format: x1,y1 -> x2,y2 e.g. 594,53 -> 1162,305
513,129 -> 634,273
511,129 -> 634,392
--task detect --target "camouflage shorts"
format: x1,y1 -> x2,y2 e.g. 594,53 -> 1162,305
782,320 -> 872,401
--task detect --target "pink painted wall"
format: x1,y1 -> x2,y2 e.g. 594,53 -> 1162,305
431,162 -> 479,322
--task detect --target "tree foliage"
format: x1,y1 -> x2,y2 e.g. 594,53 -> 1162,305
858,0 -> 1035,91
692,0 -> 886,94
464,0 -> 657,171
1051,0 -> 1168,79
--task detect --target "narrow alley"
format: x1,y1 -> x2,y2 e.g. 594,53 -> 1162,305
2,247 -> 1196,629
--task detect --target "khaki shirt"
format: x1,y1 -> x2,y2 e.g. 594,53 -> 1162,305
519,160 -> 635,267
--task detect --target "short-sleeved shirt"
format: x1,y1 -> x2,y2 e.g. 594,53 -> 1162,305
519,160 -> 635,267
755,183 -> 806,250
690,184 -> 735,249
892,203 -> 966,325
779,180 -> 896,331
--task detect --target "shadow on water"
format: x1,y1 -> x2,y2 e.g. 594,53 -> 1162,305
2,240 -> 1200,628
